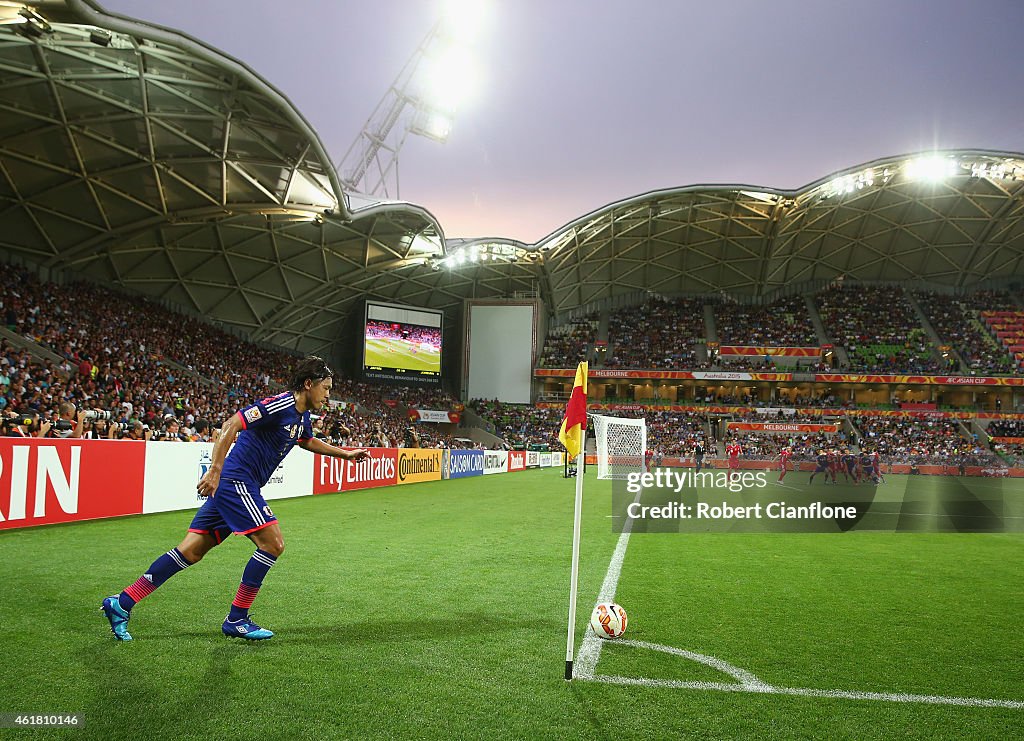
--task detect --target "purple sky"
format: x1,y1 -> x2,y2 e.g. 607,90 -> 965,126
102,0 -> 1024,243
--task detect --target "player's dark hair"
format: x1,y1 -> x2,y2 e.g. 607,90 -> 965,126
289,355 -> 334,391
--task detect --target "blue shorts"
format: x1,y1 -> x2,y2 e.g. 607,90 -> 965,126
189,478 -> 277,540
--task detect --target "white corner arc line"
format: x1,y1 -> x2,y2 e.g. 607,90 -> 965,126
614,639 -> 770,689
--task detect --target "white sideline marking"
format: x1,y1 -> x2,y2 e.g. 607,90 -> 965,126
574,524 -> 633,679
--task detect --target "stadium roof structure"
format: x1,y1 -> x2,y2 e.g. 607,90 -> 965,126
2,3 -> 1024,360
533,150 -> 1024,316
0,0 -> 461,355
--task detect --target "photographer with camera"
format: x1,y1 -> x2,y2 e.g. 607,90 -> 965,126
371,421 -> 390,448
49,401 -> 87,439
120,420 -> 152,442
402,424 -> 421,449
85,414 -> 119,440
3,410 -> 50,438
161,416 -> 186,442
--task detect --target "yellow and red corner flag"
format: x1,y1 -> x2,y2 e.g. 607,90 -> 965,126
558,361 -> 588,458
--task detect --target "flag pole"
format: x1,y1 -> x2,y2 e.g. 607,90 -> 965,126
564,429 -> 585,680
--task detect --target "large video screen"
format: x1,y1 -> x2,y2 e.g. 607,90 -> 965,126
363,301 -> 443,383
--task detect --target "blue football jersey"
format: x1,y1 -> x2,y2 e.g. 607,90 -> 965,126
222,391 -> 313,487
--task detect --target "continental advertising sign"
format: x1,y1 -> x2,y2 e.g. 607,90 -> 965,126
397,449 -> 442,485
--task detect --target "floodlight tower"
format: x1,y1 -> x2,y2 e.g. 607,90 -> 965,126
337,3 -> 484,200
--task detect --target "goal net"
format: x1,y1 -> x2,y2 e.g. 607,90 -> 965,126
592,414 -> 647,480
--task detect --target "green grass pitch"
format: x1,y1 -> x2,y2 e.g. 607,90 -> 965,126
364,337 -> 440,373
1,470 -> 1022,739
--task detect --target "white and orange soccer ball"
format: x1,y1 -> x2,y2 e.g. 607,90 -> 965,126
590,602 -> 628,639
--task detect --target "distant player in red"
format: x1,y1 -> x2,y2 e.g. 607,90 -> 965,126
645,448 -> 654,473
826,449 -> 840,484
727,442 -> 742,480
777,446 -> 793,482
871,450 -> 884,483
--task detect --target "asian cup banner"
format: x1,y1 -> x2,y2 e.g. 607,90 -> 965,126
718,346 -> 821,357
814,373 -> 1024,386
537,368 -> 1024,386
535,368 -> 792,381
540,402 -> 1024,421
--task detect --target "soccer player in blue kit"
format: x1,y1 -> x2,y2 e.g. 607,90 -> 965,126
101,356 -> 368,641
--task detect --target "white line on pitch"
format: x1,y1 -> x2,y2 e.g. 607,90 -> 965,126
590,674 -> 1024,709
574,514 -> 634,679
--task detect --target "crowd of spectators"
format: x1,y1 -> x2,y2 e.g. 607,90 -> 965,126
539,314 -> 597,367
851,415 -> 993,465
1,267 -> 468,445
721,432 -> 833,460
734,409 -> 835,424
816,286 -> 946,372
467,399 -> 562,449
644,410 -> 712,457
714,296 -> 818,346
915,292 -> 1016,375
986,419 -> 1024,437
604,297 -> 705,369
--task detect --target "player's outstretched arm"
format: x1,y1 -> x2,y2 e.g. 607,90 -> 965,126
197,413 -> 244,497
299,437 -> 370,461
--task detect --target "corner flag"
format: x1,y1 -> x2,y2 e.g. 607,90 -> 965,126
562,360 -> 588,681
558,361 -> 588,458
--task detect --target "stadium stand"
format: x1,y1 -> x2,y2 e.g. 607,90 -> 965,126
467,400 -> 562,449
976,301 -> 1024,372
645,410 -> 712,457
1,267 -> 465,445
816,286 -> 948,372
714,295 -> 818,347
915,291 -> 1017,375
604,297 -> 706,369
851,414 -> 992,465
539,313 -> 598,367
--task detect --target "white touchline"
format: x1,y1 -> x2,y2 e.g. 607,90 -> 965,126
574,519 -> 633,679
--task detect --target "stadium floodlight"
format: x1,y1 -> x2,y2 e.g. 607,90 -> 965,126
418,45 -> 479,112
904,155 -> 959,183
440,0 -> 491,43
336,2 -> 489,197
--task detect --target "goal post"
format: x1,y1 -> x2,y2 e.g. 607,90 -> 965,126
592,414 -> 647,480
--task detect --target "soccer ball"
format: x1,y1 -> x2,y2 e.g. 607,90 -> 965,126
590,602 -> 627,639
